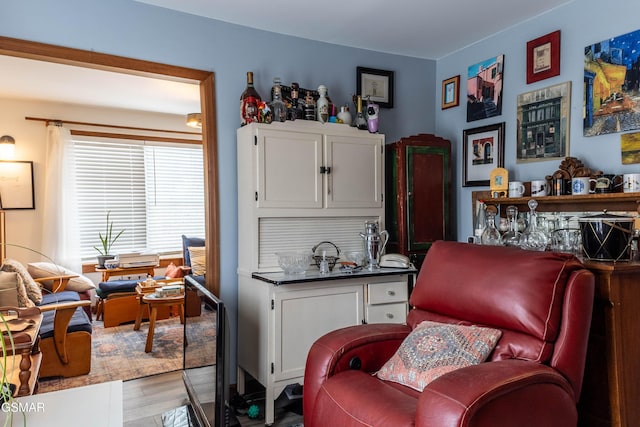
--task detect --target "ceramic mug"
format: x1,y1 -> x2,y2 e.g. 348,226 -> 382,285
530,180 -> 549,197
508,181 -> 525,198
571,177 -> 596,195
551,178 -> 568,196
595,174 -> 622,193
623,173 -> 640,193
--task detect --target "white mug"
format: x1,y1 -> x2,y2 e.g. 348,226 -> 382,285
571,177 -> 596,195
530,180 -> 549,197
623,173 -> 640,193
508,181 -> 525,198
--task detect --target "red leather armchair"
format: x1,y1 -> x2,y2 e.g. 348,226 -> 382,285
304,241 -> 595,427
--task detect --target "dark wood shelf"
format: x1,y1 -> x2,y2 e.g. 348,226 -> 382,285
472,190 -> 640,216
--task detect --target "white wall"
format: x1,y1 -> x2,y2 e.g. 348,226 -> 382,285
435,0 -> 640,241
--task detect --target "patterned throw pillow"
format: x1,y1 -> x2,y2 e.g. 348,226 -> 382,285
377,320 -> 502,392
188,246 -> 206,276
0,259 -> 41,306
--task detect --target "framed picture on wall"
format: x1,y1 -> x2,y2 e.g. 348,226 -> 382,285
441,75 -> 460,109
466,54 -> 504,122
463,123 -> 505,187
357,67 -> 394,108
516,81 -> 571,163
0,160 -> 35,210
526,30 -> 561,84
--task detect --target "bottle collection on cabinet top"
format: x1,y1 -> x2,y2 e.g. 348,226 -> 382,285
239,70 -> 381,133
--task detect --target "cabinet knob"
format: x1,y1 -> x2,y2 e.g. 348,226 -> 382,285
386,313 -> 394,319
387,290 -> 396,296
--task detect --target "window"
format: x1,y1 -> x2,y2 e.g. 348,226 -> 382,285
73,137 -> 205,260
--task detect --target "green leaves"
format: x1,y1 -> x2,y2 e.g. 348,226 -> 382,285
93,211 -> 125,255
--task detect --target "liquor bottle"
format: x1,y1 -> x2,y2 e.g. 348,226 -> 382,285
304,90 -> 316,121
353,95 -> 367,130
270,78 -> 287,122
288,82 -> 300,121
317,85 -> 329,123
240,71 -> 261,126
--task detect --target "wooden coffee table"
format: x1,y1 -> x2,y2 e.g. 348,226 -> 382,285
133,285 -> 184,353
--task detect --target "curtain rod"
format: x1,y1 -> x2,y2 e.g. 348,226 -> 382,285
25,116 -> 202,136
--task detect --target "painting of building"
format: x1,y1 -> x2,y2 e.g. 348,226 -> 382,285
467,54 -> 504,122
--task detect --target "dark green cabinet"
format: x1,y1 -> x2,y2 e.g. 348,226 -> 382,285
385,134 -> 453,270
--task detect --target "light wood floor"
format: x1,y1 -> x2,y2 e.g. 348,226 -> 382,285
123,371 -> 303,427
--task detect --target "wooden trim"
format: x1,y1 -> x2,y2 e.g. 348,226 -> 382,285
0,36 -> 220,297
70,130 -> 201,145
25,116 -> 202,136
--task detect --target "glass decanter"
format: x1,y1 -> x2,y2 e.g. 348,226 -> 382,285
481,211 -> 503,246
502,205 -> 522,247
519,199 -> 548,251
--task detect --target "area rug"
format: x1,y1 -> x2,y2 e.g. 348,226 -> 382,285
37,310 -> 214,394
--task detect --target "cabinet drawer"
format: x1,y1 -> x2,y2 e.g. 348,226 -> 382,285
366,302 -> 407,324
367,281 -> 407,305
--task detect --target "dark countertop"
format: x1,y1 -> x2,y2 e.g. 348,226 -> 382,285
252,266 -> 418,285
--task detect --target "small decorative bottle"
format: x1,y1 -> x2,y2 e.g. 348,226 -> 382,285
337,105 -> 352,125
239,71 -> 261,126
304,91 -> 316,121
288,82 -> 303,121
474,200 -> 487,244
353,95 -> 367,130
270,78 -> 287,123
519,199 -> 548,251
316,85 -> 329,123
502,205 -> 522,247
481,211 -> 503,246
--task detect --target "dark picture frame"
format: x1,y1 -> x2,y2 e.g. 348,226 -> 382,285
516,81 -> 571,163
441,75 -> 460,109
463,123 -> 505,187
357,66 -> 394,108
0,160 -> 35,209
526,30 -> 561,84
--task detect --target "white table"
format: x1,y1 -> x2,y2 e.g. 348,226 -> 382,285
1,380 -> 123,426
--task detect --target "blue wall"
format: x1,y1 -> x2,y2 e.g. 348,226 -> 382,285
435,0 -> 640,241
1,0 -> 436,381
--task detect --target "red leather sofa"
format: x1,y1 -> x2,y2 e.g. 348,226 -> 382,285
303,241 -> 595,427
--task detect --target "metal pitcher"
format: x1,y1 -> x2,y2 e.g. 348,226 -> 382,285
359,221 -> 389,270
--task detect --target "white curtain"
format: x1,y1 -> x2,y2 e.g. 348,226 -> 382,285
41,124 -> 81,272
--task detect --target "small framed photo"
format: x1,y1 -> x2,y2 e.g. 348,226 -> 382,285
526,30 -> 561,84
0,160 -> 35,209
357,67 -> 394,108
441,75 -> 460,109
462,123 -> 505,187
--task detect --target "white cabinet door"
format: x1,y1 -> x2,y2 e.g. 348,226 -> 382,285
273,284 -> 364,382
256,128 -> 323,208
325,134 -> 383,208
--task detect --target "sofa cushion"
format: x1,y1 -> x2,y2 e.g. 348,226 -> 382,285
27,262 -> 96,292
181,235 -> 204,267
376,320 -> 501,392
0,259 -> 41,306
165,262 -> 186,279
40,305 -> 92,338
40,290 -> 81,305
188,246 -> 206,276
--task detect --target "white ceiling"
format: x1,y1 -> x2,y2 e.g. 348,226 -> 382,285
135,0 -> 573,60
0,0 -> 572,114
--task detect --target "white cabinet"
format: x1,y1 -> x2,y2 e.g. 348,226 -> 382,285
237,271 -> 413,425
241,121 -> 384,210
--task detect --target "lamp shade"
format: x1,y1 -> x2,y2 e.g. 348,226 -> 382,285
0,135 -> 15,159
186,113 -> 202,128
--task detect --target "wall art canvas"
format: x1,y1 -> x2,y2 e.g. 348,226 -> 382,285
584,28 -> 640,136
516,81 -> 571,163
467,55 -> 504,122
621,131 -> 640,164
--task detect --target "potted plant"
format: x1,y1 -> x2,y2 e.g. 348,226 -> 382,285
94,211 -> 125,268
